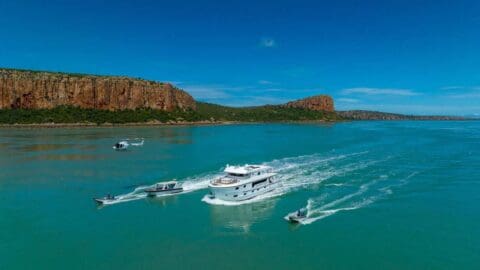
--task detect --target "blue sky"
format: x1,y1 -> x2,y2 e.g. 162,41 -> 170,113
1,0 -> 480,115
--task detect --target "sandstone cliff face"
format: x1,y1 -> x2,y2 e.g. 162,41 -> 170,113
0,69 -> 196,111
284,95 -> 334,112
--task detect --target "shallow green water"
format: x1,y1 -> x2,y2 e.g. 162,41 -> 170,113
1,121 -> 479,269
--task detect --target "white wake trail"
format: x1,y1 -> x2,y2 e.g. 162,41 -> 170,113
296,171 -> 420,225
100,185 -> 151,205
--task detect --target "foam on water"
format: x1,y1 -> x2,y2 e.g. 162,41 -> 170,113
182,171 -> 224,192
101,185 -> 151,205
295,171 -> 420,225
101,171 -> 224,205
324,183 -> 347,187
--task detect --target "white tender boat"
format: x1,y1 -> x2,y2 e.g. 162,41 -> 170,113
145,181 -> 183,197
208,164 -> 277,201
94,194 -> 117,204
286,208 -> 308,223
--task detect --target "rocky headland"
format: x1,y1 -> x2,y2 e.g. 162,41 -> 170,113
284,95 -> 334,112
0,68 -> 195,111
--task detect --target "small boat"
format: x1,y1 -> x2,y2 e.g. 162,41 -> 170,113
113,141 -> 129,150
286,208 -> 308,223
145,181 -> 183,197
94,194 -> 117,204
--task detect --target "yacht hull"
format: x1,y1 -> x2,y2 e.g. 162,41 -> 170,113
209,181 -> 277,202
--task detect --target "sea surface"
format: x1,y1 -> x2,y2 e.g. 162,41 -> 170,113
1,121 -> 479,270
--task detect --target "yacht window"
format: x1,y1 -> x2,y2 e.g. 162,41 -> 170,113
233,195 -> 238,197
243,185 -> 246,188
235,187 -> 239,190
243,193 -> 247,196
252,179 -> 267,187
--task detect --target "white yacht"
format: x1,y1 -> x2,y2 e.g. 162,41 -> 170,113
208,164 -> 278,201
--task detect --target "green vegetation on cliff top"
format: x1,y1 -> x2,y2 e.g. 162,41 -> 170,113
0,102 -> 341,125
0,67 -> 164,84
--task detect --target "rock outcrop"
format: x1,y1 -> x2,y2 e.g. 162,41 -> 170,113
0,68 -> 196,111
284,95 -> 334,112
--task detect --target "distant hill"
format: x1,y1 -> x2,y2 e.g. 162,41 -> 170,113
284,95 -> 334,112
195,102 -> 340,122
337,110 -> 466,120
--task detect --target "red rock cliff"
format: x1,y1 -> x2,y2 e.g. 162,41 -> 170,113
284,95 -> 334,111
0,69 -> 196,111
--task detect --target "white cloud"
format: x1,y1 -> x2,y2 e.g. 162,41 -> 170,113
450,93 -> 480,99
166,81 -> 183,86
337,98 -> 359,103
440,86 -> 464,90
447,86 -> 480,98
262,88 -> 284,92
342,87 -> 419,96
182,85 -> 230,100
258,80 -> 273,85
260,38 -> 276,48
441,86 -> 480,91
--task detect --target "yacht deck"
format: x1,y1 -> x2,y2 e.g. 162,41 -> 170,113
209,172 -> 276,187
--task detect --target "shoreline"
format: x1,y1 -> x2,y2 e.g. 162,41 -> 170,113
0,118 -> 475,129
0,119 -> 340,129
0,121 -> 235,129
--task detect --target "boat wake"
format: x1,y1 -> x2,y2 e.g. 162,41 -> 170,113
99,185 -> 150,205
202,151 -> 382,206
182,171 -> 224,192
105,150 -> 388,207
128,138 -> 144,146
294,172 -> 419,225
100,171 -> 224,206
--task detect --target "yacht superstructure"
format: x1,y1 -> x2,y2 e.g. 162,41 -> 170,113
208,164 -> 278,201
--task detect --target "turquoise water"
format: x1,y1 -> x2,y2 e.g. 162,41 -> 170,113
1,121 -> 479,269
